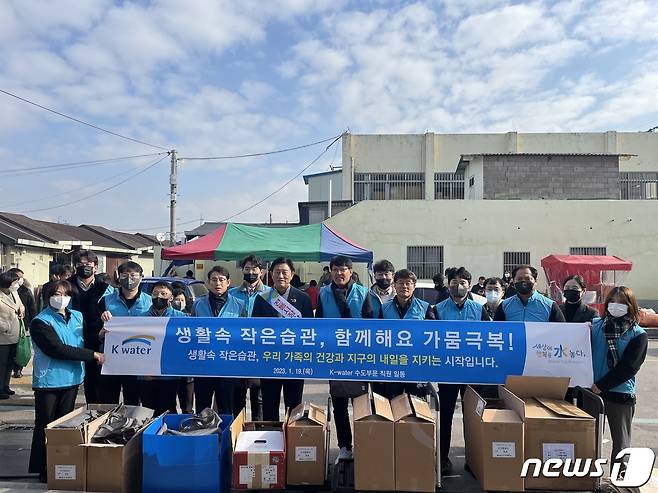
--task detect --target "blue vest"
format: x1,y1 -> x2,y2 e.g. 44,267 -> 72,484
229,285 -> 269,316
591,318 -> 645,395
436,297 -> 482,321
319,283 -> 368,318
104,290 -> 152,316
32,308 -> 85,389
501,291 -> 554,322
192,294 -> 245,318
382,297 -> 429,320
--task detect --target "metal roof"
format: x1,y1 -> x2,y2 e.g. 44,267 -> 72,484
303,169 -> 342,184
461,152 -> 635,157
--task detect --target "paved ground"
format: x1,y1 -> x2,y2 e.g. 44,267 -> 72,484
2,340 -> 658,492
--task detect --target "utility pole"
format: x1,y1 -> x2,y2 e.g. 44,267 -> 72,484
169,149 -> 177,245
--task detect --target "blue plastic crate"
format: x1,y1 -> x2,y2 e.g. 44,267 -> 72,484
142,413 -> 233,493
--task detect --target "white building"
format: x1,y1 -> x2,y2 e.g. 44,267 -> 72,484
301,132 -> 658,306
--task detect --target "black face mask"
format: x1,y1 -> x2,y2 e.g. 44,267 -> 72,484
152,297 -> 170,311
76,265 -> 94,279
375,278 -> 392,290
243,273 -> 259,284
563,290 -> 582,303
514,281 -> 534,295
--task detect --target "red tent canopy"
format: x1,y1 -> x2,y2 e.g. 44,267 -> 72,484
541,254 -> 632,291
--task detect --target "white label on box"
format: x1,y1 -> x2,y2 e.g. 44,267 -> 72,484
296,446 -> 317,462
55,465 -> 76,480
542,443 -> 575,461
492,442 -> 516,458
262,465 -> 278,484
475,398 -> 486,417
239,465 -> 255,485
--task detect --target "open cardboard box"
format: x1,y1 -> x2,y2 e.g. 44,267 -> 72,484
82,405 -> 154,493
45,404 -> 116,491
231,410 -> 286,489
391,393 -> 437,493
500,376 -> 597,491
286,402 -> 329,486
353,392 -> 395,492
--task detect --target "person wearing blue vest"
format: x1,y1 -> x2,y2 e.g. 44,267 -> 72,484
192,266 -> 246,416
378,268 -> 434,399
140,281 -> 187,416
591,286 -> 648,468
229,254 -> 268,420
99,261 -> 152,405
316,255 -> 374,462
494,265 -> 565,322
369,259 -> 396,318
28,279 -> 105,482
434,266 -> 490,476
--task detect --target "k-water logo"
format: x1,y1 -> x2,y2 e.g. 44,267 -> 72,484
521,448 -> 656,487
111,334 -> 155,355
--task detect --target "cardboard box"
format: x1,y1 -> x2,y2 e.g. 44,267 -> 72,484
353,392 -> 395,492
83,405 -> 154,493
232,414 -> 286,490
391,393 -> 436,493
502,376 -> 597,491
45,404 -> 115,491
463,386 -> 525,492
286,402 -> 328,486
142,412 -> 234,493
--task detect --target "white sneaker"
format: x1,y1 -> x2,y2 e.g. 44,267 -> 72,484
335,447 -> 353,463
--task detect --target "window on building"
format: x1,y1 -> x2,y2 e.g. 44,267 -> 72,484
503,251 -> 531,275
620,172 -> 658,199
434,173 -> 464,199
469,176 -> 475,188
354,172 -> 424,201
407,246 -> 444,280
569,247 -> 607,256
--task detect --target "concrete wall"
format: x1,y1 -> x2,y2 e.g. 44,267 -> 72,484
14,247 -> 53,287
325,200 -> 658,302
482,155 -> 620,200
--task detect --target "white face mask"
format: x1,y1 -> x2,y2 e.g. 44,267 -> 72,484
485,290 -> 502,305
9,281 -> 20,292
17,278 -> 24,286
607,302 -> 629,318
49,295 -> 71,311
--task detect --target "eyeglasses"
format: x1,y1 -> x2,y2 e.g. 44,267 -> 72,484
209,277 -> 228,283
395,281 -> 415,287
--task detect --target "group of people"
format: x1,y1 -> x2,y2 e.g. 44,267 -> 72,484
0,249 -> 647,482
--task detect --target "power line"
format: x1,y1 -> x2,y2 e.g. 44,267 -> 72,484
180,134 -> 342,160
15,154 -> 170,214
0,88 -> 170,151
0,152 -> 168,178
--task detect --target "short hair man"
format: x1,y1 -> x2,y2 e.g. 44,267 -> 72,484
369,259 -> 396,317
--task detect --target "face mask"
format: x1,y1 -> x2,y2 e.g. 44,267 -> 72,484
76,265 -> 94,279
9,282 -> 20,292
514,281 -> 534,295
450,285 -> 469,298
119,277 -> 141,290
243,273 -> 259,284
563,290 -> 582,303
607,303 -> 629,318
49,295 -> 71,310
486,291 -> 502,304
375,278 -> 392,290
152,297 -> 170,311
17,278 -> 24,286
172,300 -> 186,311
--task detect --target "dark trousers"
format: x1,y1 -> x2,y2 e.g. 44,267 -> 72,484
261,379 -> 304,421
0,343 -> 17,394
332,396 -> 352,449
140,379 -> 179,416
233,379 -> 262,420
29,386 -> 79,475
438,384 -> 465,462
98,375 -> 140,405
194,377 -> 234,414
605,399 -> 635,466
177,378 -> 194,414
83,360 -> 103,404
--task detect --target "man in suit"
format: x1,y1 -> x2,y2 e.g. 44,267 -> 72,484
252,257 -> 314,421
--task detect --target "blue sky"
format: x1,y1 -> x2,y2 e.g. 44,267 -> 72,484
1,0 -> 657,236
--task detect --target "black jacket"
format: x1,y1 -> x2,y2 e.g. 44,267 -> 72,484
68,275 -> 110,348
17,285 -> 37,325
559,302 -> 599,323
251,286 -> 314,318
